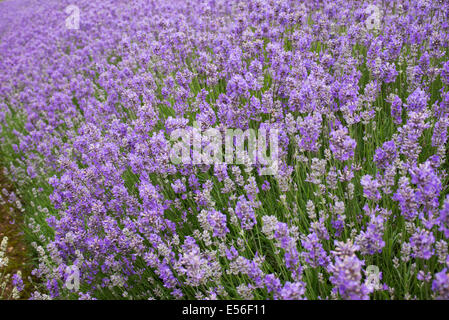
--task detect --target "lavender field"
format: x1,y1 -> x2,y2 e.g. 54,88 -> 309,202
0,0 -> 448,300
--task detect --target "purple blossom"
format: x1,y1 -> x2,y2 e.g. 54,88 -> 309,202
356,207 -> 386,255
406,88 -> 428,113
328,240 -> 370,300
409,228 -> 435,260
329,126 -> 356,161
235,196 -> 257,230
373,140 -> 397,170
278,281 -> 306,300
390,94 -> 403,125
360,175 -> 381,201
432,268 -> 449,300
297,113 -> 322,152
301,232 -> 330,268
438,196 -> 449,239
205,209 -> 229,238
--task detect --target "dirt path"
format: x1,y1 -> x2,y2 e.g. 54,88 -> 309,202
0,172 -> 32,299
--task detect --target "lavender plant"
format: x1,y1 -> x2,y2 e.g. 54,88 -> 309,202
0,0 -> 448,300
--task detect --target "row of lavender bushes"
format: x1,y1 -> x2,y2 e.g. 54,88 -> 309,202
0,0 -> 449,299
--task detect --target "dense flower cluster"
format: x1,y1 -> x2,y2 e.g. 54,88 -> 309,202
0,0 -> 448,300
